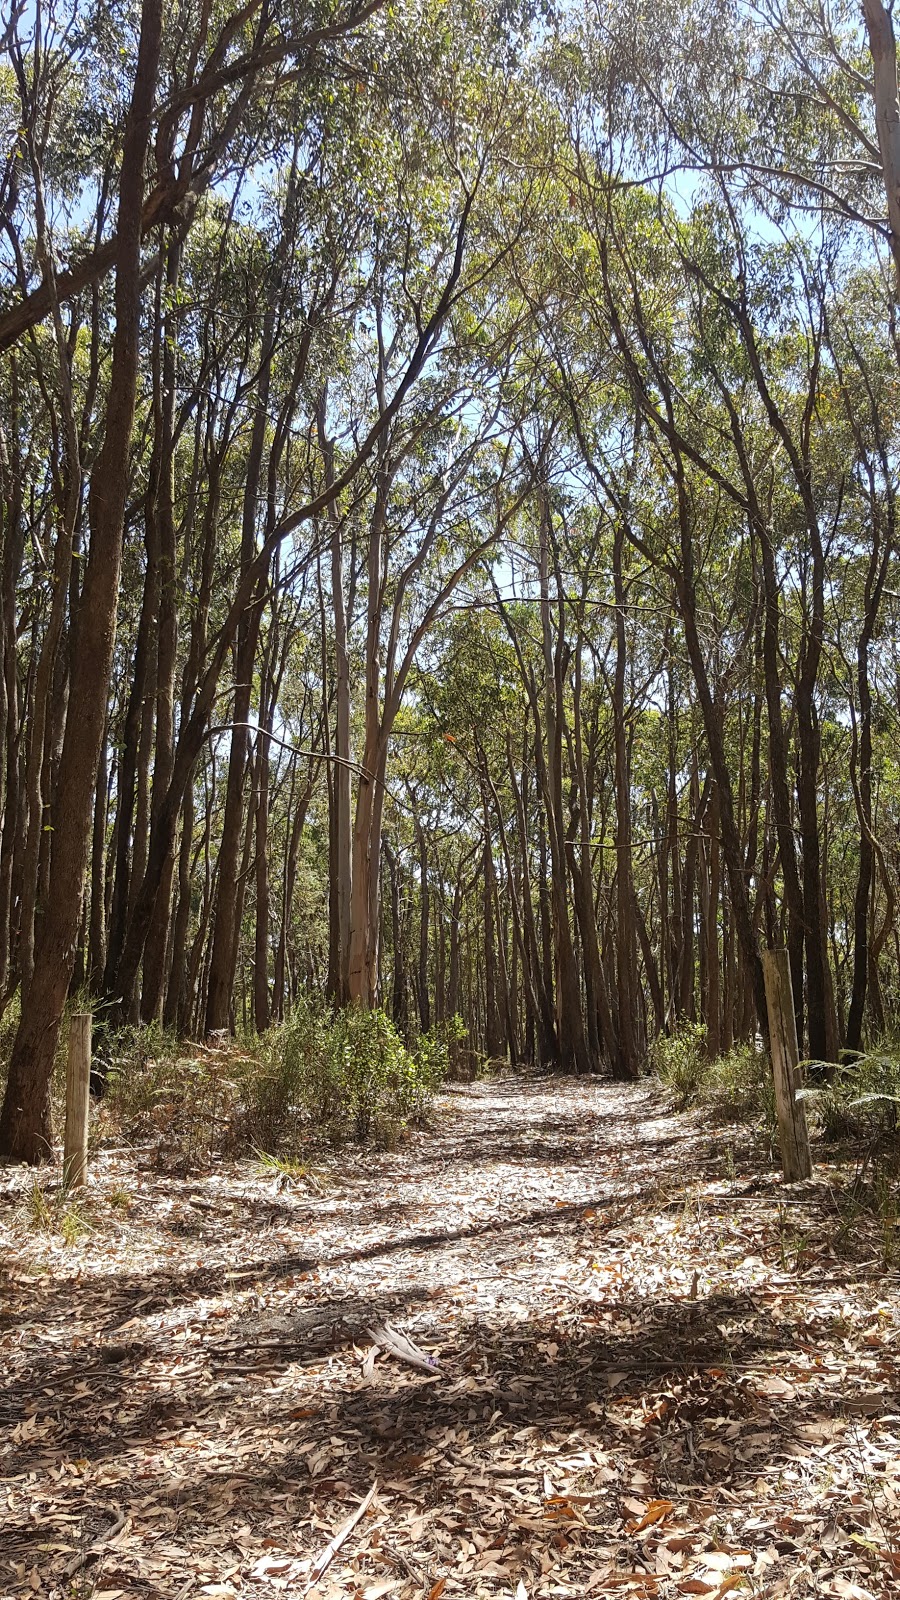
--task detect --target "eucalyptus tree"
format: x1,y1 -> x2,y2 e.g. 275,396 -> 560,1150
0,0 -> 164,1160
4,0 -> 900,1167
0,0 -> 543,1159
99,2 -> 537,1022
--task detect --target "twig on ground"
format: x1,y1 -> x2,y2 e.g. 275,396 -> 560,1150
367,1321 -> 440,1373
304,1479 -> 378,1594
381,1537 -> 428,1585
64,1510 -> 127,1577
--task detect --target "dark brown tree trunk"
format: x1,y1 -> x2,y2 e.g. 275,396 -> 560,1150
384,838 -> 407,1029
0,0 -> 163,1160
846,501 -> 892,1047
739,501 -> 804,1047
482,820 -> 502,1059
508,738 -> 556,1063
611,521 -> 640,1077
140,238 -> 182,1023
103,532 -> 158,994
88,728 -> 109,992
163,782 -> 194,1032
417,826 -> 430,1033
706,780 -> 721,1059
673,491 -> 768,1034
254,724 -> 272,1034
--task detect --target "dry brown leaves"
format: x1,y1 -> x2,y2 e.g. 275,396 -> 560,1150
1,1075 -> 899,1599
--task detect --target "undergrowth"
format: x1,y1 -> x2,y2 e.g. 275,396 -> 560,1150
654,1024 -> 900,1266
651,1022 -> 775,1131
20,1174 -> 94,1244
241,999 -> 450,1150
799,1049 -> 900,1142
105,1001 -> 457,1166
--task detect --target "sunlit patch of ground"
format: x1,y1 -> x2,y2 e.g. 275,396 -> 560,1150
1,1075 -> 898,1598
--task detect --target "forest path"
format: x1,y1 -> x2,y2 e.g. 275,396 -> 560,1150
2,1073 -> 899,1599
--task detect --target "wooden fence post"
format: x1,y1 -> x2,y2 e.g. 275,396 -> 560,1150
63,1013 -> 92,1189
762,948 -> 812,1182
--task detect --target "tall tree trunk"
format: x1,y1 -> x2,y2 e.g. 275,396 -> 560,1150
757,521 -> 806,1051
0,354 -> 25,997
88,728 -> 109,992
163,783 -> 195,1032
612,520 -> 640,1077
347,463 -> 390,1010
537,499 -> 589,1074
706,780 -> 721,1059
417,825 -> 430,1033
254,721 -> 272,1034
482,819 -> 502,1058
0,0 -> 163,1160
673,486 -> 768,1034
322,395 -> 352,1005
141,237 -> 182,1022
863,0 -> 900,287
204,306 -> 282,1032
103,534 -> 157,993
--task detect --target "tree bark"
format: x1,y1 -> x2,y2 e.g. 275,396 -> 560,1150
0,0 -> 163,1161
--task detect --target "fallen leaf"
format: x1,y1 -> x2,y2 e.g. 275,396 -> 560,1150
627,1499 -> 675,1533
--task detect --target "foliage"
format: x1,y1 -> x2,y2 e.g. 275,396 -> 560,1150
650,1021 -> 708,1108
250,1000 -> 445,1148
652,1023 -> 776,1133
704,1043 -> 777,1134
105,1026 -> 240,1169
800,1049 -> 900,1142
104,1003 -> 447,1165
21,1175 -> 93,1244
3,0 -> 900,1173
417,1014 -> 474,1082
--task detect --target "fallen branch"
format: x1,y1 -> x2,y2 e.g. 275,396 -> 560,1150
366,1321 -> 440,1374
304,1480 -> 377,1594
64,1511 -> 128,1578
381,1537 -> 428,1585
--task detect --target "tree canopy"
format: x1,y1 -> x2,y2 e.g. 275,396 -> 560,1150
0,0 -> 899,1159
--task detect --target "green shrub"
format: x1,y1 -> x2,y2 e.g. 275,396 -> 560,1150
651,1021 -> 708,1108
246,999 -> 445,1151
105,1022 -> 249,1169
800,1050 -> 900,1143
241,994 -> 330,1150
652,1023 -> 776,1132
331,1006 -> 436,1140
706,1041 -> 776,1132
97,1000 -> 447,1167
418,1013 -> 472,1081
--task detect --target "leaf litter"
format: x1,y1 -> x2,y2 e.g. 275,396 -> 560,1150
1,1074 -> 899,1598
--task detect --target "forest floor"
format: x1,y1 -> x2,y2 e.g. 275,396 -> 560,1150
2,1073 -> 900,1600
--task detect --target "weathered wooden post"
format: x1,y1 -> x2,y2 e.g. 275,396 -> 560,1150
63,1013 -> 92,1189
762,948 -> 812,1182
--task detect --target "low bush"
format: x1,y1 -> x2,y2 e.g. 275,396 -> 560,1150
417,1013 -> 473,1081
705,1041 -> 776,1133
105,1025 -> 240,1166
652,1022 -> 776,1133
83,1001 -> 454,1166
247,1000 -> 445,1149
650,1021 -> 708,1108
800,1049 -> 900,1143
20,1174 -> 95,1244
